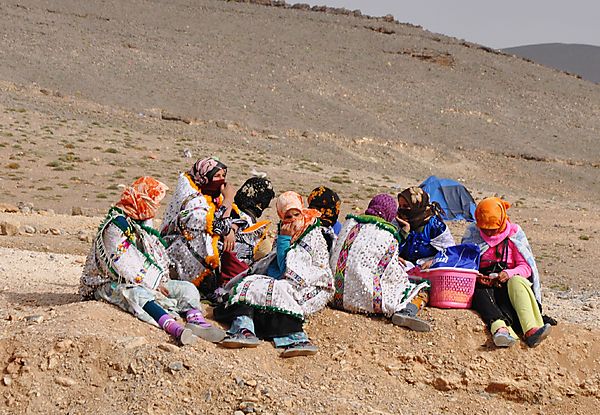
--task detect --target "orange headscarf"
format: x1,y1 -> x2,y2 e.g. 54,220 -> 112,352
276,191 -> 321,242
117,176 -> 168,221
475,197 -> 511,231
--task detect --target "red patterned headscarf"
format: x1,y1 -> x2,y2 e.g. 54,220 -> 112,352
117,176 -> 168,221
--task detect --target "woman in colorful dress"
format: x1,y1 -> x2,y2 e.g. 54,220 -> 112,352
214,191 -> 334,357
80,177 -> 225,344
329,194 -> 431,331
307,186 -> 342,252
462,197 -> 552,348
394,186 -> 455,268
161,157 -> 249,296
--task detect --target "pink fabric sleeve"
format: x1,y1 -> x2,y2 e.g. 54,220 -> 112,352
504,240 -> 532,278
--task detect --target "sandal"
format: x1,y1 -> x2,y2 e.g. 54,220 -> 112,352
220,329 -> 261,349
280,341 -> 318,358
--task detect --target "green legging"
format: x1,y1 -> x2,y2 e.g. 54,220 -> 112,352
491,275 -> 543,336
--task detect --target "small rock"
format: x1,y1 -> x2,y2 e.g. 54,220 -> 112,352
38,209 -> 55,216
71,207 -> 84,216
246,379 -> 257,387
19,206 -> 32,214
55,339 -> 73,351
22,225 -> 36,234
78,232 -> 92,242
120,336 -> 148,349
3,375 -> 12,386
0,203 -> 19,213
13,350 -> 29,359
49,228 -> 62,236
183,149 -> 193,158
169,361 -> 184,373
234,411 -> 245,415
55,376 -> 77,387
159,343 -> 180,353
266,134 -> 279,140
0,221 -> 20,236
26,315 -> 44,324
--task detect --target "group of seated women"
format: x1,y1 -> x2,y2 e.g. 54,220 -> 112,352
80,156 -> 553,357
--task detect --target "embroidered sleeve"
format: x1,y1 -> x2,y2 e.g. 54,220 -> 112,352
101,223 -> 165,290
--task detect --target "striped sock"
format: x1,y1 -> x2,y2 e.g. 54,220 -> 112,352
158,314 -> 185,338
186,309 -> 212,328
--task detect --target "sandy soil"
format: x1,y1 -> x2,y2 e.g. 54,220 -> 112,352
1,0 -> 600,414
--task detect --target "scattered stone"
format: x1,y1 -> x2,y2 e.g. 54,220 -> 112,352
0,203 -> 19,213
71,207 -> 84,216
49,228 -> 62,236
266,134 -> 279,140
26,315 -> 44,324
120,336 -> 148,349
0,221 -> 20,236
432,376 -> 455,391
3,375 -> 12,386
159,343 -> 181,353
13,350 -> 29,360
22,225 -> 36,234
169,361 -> 184,373
183,149 -> 193,158
245,379 -> 257,387
55,339 -> 73,351
55,376 -> 77,387
38,209 -> 55,216
234,411 -> 245,415
5,361 -> 20,375
78,232 -> 92,242
239,401 -> 255,413
485,379 -> 514,393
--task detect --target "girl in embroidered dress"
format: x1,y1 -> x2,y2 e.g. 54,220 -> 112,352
214,191 -> 334,357
161,157 -> 250,296
462,197 -> 553,348
394,187 -> 455,269
80,177 -> 225,345
329,194 -> 431,331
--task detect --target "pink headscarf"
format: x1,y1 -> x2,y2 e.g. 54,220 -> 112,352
276,191 -> 321,242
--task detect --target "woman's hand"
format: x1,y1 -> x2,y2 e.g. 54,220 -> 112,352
396,217 -> 410,233
280,222 -> 297,236
476,273 -> 494,287
221,183 -> 235,203
223,230 -> 236,252
420,259 -> 433,270
158,284 -> 170,296
498,271 -> 510,283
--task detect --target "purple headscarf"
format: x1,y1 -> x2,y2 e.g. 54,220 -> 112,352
365,194 -> 398,223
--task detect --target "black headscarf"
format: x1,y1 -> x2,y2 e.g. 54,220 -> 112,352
397,186 -> 444,229
234,177 -> 275,219
307,186 -> 341,228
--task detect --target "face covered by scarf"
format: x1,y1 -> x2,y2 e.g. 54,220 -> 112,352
365,193 -> 398,223
276,191 -> 321,242
475,197 -> 511,232
307,186 -> 341,228
397,187 -> 439,229
117,176 -> 168,221
188,157 -> 227,198
234,177 -> 276,219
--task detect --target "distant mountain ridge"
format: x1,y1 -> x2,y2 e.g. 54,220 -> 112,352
503,43 -> 600,83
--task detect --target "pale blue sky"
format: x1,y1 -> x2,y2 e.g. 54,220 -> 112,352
304,0 -> 600,49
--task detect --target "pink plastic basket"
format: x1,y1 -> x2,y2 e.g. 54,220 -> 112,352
422,267 -> 478,309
